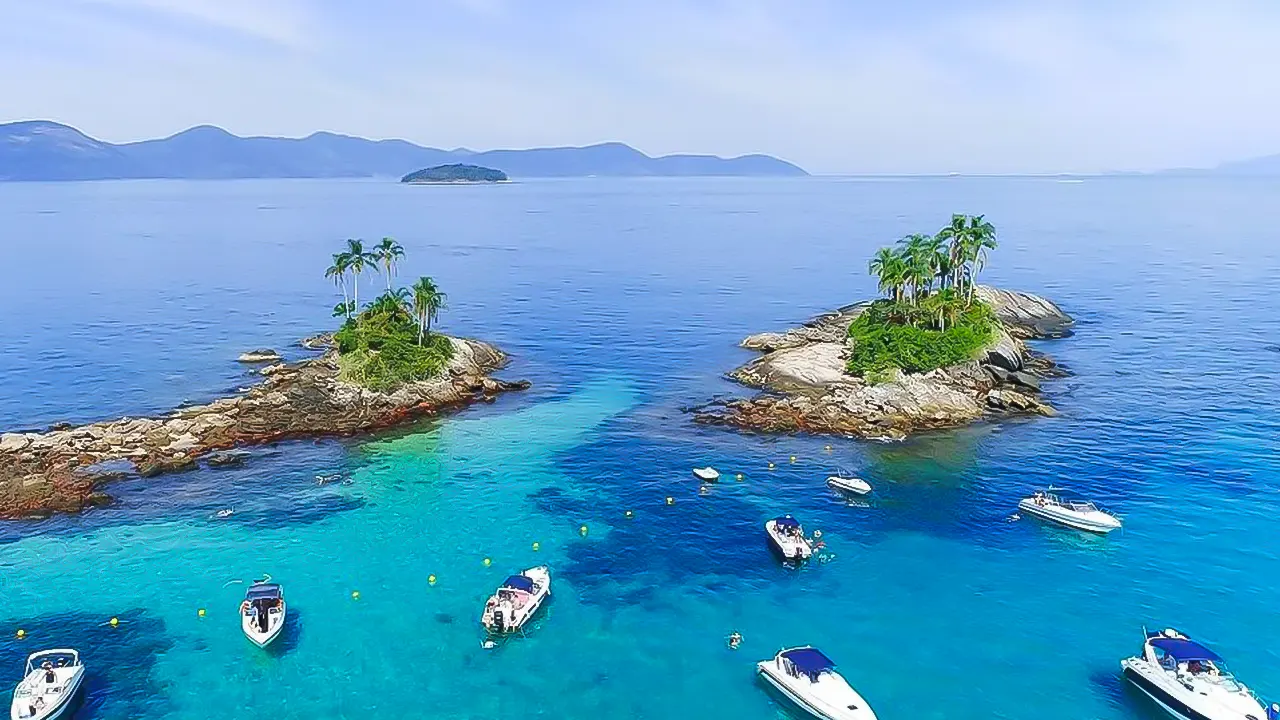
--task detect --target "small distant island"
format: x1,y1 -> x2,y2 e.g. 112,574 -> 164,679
401,164 -> 508,184
0,238 -> 529,519
692,214 -> 1075,440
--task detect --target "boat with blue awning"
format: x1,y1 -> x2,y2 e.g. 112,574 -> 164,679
757,646 -> 877,720
766,515 -> 813,561
481,566 -> 551,634
240,580 -> 286,648
1121,627 -> 1268,720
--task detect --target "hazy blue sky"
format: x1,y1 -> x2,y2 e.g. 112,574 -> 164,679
2,0 -> 1278,174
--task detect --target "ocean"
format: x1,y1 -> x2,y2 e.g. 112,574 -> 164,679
0,175 -> 1278,719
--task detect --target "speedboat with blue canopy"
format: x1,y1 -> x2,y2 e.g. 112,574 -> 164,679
10,649 -> 85,720
481,566 -> 550,635
766,515 -> 813,561
757,646 -> 877,720
1121,627 -> 1268,720
240,580 -> 286,648
1017,488 -> 1121,534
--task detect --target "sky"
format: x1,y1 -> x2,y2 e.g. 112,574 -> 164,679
2,0 -> 1279,174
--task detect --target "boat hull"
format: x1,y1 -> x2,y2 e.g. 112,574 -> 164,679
1121,659 -> 1265,720
242,606 -> 286,648
10,668 -> 84,720
765,522 -> 812,561
482,566 -> 551,634
826,477 -> 870,496
756,663 -> 875,720
1018,499 -> 1119,533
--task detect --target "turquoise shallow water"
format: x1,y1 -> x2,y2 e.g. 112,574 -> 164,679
1,177 -> 1279,719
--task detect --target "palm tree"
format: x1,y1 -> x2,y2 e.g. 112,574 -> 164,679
374,237 -> 405,291
325,252 -> 352,319
897,234 -> 937,302
868,247 -> 902,302
936,214 -> 968,291
411,276 -> 447,345
961,215 -> 997,303
344,239 -> 378,313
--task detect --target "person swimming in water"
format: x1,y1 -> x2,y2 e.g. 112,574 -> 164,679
727,632 -> 743,650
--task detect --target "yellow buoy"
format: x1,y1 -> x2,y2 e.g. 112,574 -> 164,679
735,473 -> 744,481
352,591 -> 361,600
15,629 -> 25,639
428,574 -> 437,586
768,462 -> 775,470
789,456 -> 796,463
197,608 -> 206,618
532,541 -> 541,552
579,525 -> 589,536
483,557 -> 492,567
625,510 -> 634,518
109,617 -> 119,628
665,496 -> 675,506
824,445 -> 832,452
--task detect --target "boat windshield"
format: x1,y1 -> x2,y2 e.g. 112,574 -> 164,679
25,651 -> 77,673
1045,492 -> 1098,513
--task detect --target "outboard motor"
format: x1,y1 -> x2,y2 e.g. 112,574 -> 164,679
493,610 -> 506,633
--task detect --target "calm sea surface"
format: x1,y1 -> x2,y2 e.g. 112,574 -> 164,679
0,176 -> 1278,719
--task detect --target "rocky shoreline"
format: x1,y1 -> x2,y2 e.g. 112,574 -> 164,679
690,286 -> 1074,440
0,336 -> 529,519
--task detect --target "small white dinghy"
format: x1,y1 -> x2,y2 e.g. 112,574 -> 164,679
240,580 -> 286,648
1017,489 -> 1121,534
757,646 -> 878,720
693,467 -> 720,482
826,475 -> 871,496
10,649 -> 85,720
482,566 -> 551,635
766,515 -> 814,561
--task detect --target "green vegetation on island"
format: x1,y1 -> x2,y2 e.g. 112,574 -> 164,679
400,164 -> 508,184
849,215 -> 1000,377
324,238 -> 452,391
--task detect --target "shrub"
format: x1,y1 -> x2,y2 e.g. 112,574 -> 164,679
846,299 -> 997,376
334,301 -> 454,391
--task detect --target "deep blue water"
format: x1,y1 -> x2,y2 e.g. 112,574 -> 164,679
1,176 -> 1278,719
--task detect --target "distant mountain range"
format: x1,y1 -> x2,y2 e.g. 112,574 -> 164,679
0,121 -> 807,181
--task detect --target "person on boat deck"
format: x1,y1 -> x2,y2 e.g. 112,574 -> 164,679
1187,660 -> 1203,675
42,660 -> 55,684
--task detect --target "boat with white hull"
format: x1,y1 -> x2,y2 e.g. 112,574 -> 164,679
693,467 -> 720,482
482,566 -> 551,634
1121,628 -> 1268,720
241,580 -> 286,648
757,646 -> 878,720
10,649 -> 85,720
766,515 -> 813,561
1017,489 -> 1120,533
826,475 -> 871,496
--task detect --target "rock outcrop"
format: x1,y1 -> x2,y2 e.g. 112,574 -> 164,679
692,287 -> 1072,440
0,336 -> 529,519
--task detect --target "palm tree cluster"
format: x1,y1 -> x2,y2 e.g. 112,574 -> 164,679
324,237 -> 447,345
867,214 -> 997,328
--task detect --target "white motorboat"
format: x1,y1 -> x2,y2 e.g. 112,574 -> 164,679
757,646 -> 878,720
693,467 -> 720,482
1121,628 -> 1268,720
240,580 -> 286,648
10,649 -> 85,720
482,566 -> 551,634
1017,489 -> 1121,534
766,515 -> 813,561
826,475 -> 871,496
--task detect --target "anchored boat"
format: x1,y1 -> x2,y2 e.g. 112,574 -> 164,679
826,475 -> 871,496
1017,489 -> 1120,533
757,646 -> 878,720
693,467 -> 720,482
482,566 -> 551,634
10,649 -> 85,720
240,580 -> 286,648
1121,628 -> 1267,720
766,515 -> 814,561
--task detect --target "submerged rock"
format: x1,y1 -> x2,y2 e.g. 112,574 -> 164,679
237,349 -> 282,363
695,288 -> 1073,439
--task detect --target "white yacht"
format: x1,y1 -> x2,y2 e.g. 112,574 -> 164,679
766,515 -> 813,561
826,475 -> 871,496
10,649 -> 85,720
240,580 -> 286,648
757,646 -> 878,720
693,467 -> 720,482
481,566 -> 551,634
1017,489 -> 1121,533
1121,628 -> 1268,720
